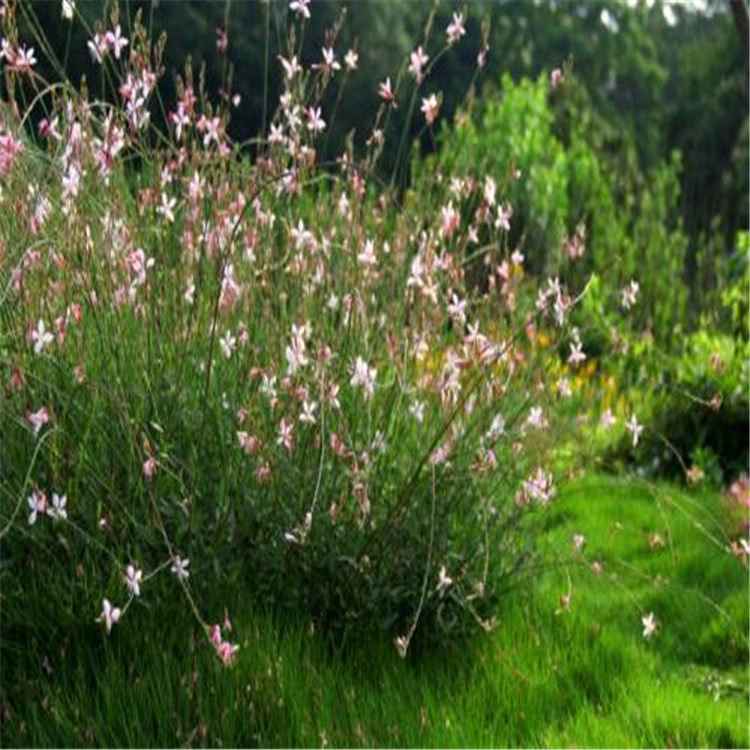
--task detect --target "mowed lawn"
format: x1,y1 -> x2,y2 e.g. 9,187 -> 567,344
3,474 -> 748,748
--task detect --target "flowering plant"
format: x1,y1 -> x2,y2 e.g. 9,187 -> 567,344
0,0 -> 664,657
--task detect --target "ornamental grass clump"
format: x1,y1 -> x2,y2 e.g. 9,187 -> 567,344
1,0 -> 649,658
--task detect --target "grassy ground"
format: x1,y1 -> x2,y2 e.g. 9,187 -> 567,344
2,474 -> 748,748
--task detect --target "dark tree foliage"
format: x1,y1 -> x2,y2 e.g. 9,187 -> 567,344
19,0 -> 748,250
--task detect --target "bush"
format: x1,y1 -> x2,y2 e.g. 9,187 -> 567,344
0,3 -> 650,660
605,329 -> 749,484
422,72 -> 691,347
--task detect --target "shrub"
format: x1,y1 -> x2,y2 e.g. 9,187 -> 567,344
604,329 -> 749,485
0,1 -> 675,662
423,72 -> 691,348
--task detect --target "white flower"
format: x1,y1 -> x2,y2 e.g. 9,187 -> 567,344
350,357 -> 376,399
289,0 -> 310,19
621,280 -> 640,310
306,107 -> 326,134
220,331 -> 237,359
48,493 -> 68,521
357,239 -> 377,269
641,612 -> 657,639
261,374 -> 278,403
436,565 -> 453,597
171,556 -> 190,581
157,192 -> 177,223
446,12 -> 466,45
625,413 -> 643,447
568,341 -> 586,366
410,400 -> 425,424
488,413 -> 505,440
285,325 -> 309,375
447,293 -> 467,326
61,0 -> 75,20
316,46 -> 340,73
299,400 -> 317,425
124,564 -> 143,597
31,320 -> 54,355
526,407 -> 547,430
557,378 -> 572,398
344,49 -> 358,71
394,634 -> 410,658
495,203 -> 513,232
100,599 -> 121,633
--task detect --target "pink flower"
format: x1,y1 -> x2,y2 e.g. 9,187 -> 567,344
216,640 -> 239,665
7,44 -> 37,73
350,357 -> 376,399
215,27 -> 228,54
441,201 -> 460,239
421,94 -> 440,126
378,77 -> 395,104
277,417 -> 295,452
446,12 -> 466,45
143,456 -> 157,480
729,476 -> 750,509
105,25 -> 128,59
279,54 -> 301,81
27,406 -> 49,436
209,620 -> 239,666
87,33 -> 108,63
27,490 -> 48,525
314,46 -> 340,73
210,624 -> 223,647
408,46 -> 429,82
517,468 -> 556,506
0,133 -> 24,176
550,68 -> 565,88
237,432 -> 263,455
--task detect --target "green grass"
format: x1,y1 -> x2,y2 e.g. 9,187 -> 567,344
2,474 -> 747,748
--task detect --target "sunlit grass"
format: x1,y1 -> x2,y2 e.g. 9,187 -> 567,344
4,475 -> 747,748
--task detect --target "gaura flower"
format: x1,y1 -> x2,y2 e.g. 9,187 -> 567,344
100,599 -> 121,633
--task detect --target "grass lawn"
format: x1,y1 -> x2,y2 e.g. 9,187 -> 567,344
2,474 -> 748,748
